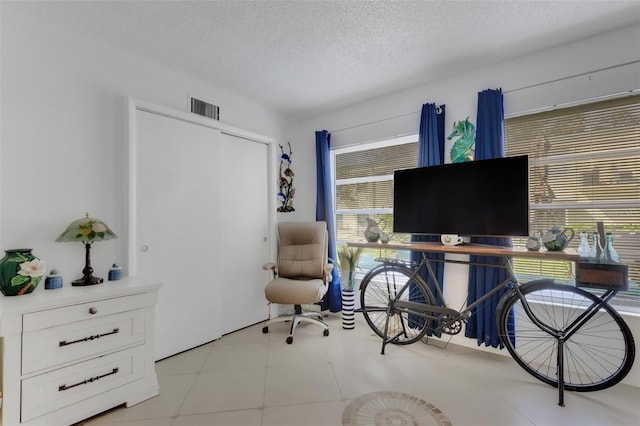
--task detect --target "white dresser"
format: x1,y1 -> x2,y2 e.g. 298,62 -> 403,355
0,277 -> 161,426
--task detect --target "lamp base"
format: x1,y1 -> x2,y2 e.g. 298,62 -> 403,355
72,275 -> 104,286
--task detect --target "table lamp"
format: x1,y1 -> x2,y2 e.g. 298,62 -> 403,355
56,213 -> 118,286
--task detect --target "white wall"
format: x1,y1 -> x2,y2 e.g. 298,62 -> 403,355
0,7 -> 286,281
286,23 -> 640,387
289,24 -> 639,171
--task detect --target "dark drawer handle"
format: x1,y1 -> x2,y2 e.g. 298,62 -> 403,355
58,367 -> 119,392
59,328 -> 120,347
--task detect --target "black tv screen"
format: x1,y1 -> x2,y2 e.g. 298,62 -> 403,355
393,155 -> 529,237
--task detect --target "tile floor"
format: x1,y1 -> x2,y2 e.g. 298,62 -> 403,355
81,314 -> 640,426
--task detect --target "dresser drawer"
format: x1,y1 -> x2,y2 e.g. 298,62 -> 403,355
21,345 -> 146,423
22,309 -> 145,375
22,293 -> 148,332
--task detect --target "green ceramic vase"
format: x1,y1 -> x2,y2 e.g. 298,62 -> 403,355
0,249 -> 44,296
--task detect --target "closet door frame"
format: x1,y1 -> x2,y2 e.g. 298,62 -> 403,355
127,96 -> 277,283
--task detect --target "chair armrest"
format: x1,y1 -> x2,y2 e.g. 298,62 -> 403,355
324,263 -> 334,282
262,262 -> 276,271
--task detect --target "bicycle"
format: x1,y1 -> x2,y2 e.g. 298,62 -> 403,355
357,248 -> 635,406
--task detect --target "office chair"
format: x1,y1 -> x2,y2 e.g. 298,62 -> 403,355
262,221 -> 332,344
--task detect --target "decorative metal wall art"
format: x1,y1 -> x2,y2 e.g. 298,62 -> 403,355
277,142 -> 295,212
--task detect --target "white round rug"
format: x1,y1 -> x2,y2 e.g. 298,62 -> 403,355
342,391 -> 452,426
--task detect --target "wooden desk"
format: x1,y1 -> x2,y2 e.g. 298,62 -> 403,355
348,240 -> 579,262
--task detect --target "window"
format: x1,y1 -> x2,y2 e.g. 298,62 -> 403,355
332,95 -> 639,309
505,94 -> 640,309
333,136 -> 418,269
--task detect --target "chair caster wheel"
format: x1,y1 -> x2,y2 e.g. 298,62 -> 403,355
286,336 -> 293,344
323,329 -> 330,337
262,326 -> 269,334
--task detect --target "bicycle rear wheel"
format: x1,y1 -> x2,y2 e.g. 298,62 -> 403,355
497,281 -> 635,391
360,264 -> 435,345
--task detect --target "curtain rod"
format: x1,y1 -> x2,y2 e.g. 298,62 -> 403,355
329,60 -> 639,135
330,111 -> 419,135
503,60 -> 640,94
330,106 -> 442,135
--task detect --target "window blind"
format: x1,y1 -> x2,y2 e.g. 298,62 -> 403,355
335,141 -> 417,242
505,95 -> 640,294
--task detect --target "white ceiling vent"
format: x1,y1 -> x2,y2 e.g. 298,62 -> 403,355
190,97 -> 220,120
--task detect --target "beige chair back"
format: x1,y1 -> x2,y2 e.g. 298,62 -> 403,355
277,221 -> 328,280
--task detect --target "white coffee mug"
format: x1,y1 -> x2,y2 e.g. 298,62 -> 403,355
441,234 -> 463,246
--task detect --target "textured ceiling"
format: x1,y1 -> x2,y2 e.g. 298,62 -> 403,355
8,0 -> 640,118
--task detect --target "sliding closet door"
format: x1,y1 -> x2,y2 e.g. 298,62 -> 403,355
219,133 -> 270,334
135,109 -> 223,360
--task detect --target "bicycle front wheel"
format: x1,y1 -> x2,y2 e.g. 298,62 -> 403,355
497,281 -> 635,391
360,264 -> 435,345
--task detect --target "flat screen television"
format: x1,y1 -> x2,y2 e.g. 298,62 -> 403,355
393,155 -> 529,238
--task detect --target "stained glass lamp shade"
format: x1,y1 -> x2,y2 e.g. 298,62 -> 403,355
55,213 -> 118,286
